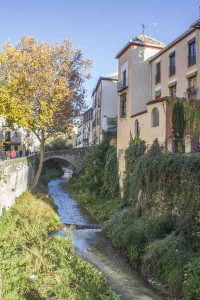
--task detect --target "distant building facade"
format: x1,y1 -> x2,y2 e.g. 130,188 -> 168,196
76,117 -> 83,148
0,117 -> 40,153
92,76 -> 118,144
83,108 -> 93,146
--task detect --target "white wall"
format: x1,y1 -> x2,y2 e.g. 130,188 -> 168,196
0,157 -> 36,214
101,80 -> 118,127
131,46 -> 162,115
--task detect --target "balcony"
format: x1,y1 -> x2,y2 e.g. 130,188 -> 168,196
184,86 -> 199,100
102,116 -> 117,132
169,65 -> 176,76
188,55 -> 196,67
117,78 -> 128,92
155,72 -> 161,84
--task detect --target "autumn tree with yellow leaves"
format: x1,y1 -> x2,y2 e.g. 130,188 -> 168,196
0,36 -> 91,189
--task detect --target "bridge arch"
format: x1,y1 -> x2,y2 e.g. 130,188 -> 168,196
43,148 -> 86,173
44,156 -> 76,172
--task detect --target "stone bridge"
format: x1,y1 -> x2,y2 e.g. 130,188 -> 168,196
44,148 -> 86,172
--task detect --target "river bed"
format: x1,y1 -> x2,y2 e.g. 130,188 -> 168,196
48,176 -> 166,300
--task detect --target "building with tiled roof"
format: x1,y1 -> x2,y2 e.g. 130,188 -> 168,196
132,34 -> 166,47
116,34 -> 165,59
116,20 -> 200,188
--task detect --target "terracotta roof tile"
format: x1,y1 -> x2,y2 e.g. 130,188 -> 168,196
132,34 -> 166,47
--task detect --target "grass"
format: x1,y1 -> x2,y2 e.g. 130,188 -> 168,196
0,190 -> 119,300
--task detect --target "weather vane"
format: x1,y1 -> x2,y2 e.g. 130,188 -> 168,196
141,23 -> 146,34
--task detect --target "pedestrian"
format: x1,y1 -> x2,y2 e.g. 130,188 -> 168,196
6,150 -> 10,160
10,149 -> 16,159
19,149 -> 23,157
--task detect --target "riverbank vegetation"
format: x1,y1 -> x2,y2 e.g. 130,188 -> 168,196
0,189 -> 119,299
106,138 -> 200,299
61,140 -> 121,222
66,138 -> 200,299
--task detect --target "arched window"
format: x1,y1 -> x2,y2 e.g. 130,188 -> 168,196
151,107 -> 159,127
135,119 -> 140,136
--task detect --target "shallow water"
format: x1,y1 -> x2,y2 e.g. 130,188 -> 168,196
48,177 -> 165,300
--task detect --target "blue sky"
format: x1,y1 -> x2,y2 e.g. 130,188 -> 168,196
0,0 -> 200,107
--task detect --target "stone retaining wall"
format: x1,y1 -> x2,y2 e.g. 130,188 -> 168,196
0,156 -> 37,215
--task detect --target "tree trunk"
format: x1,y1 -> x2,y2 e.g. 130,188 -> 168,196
31,131 -> 45,190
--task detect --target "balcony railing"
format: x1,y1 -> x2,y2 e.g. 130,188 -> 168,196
184,86 -> 199,100
188,55 -> 196,66
155,72 -> 161,84
169,65 -> 176,76
117,78 -> 128,92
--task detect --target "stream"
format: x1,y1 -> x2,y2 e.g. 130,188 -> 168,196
48,172 -> 166,300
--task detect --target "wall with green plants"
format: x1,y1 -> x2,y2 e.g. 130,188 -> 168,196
125,139 -> 200,235
105,138 -> 200,299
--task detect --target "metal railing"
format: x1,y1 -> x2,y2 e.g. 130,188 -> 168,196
117,78 -> 128,92
184,87 -> 199,100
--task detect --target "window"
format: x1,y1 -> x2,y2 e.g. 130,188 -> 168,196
120,94 -> 126,117
155,62 -> 161,84
97,108 -> 101,125
135,119 -> 140,136
122,70 -> 127,87
169,85 -> 176,97
155,89 -> 161,99
188,38 -> 196,66
188,75 -> 197,88
151,107 -> 159,127
187,75 -> 197,100
169,52 -> 176,76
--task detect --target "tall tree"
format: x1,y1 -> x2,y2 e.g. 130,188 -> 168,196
172,100 -> 186,137
0,36 -> 91,189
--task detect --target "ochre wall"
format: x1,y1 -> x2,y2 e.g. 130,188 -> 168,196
151,30 -> 200,100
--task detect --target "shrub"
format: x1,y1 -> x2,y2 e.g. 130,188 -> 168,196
45,136 -> 71,151
64,140 -> 120,222
124,136 -> 146,199
105,212 -> 175,267
142,234 -> 199,296
182,257 -> 200,300
102,145 -> 119,198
